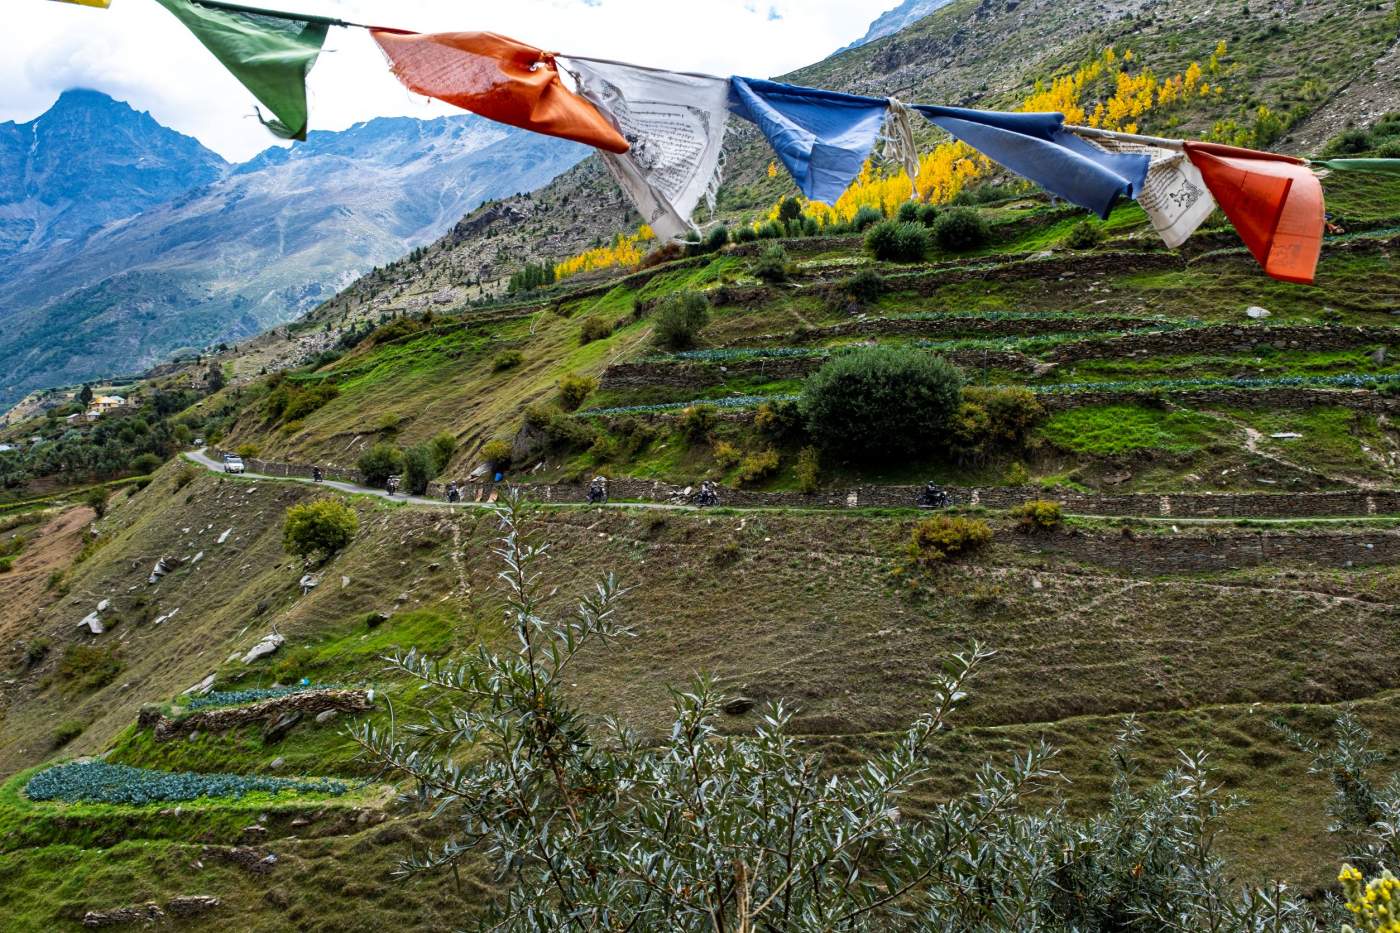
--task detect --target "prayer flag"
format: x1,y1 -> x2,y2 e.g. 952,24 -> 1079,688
1074,132 -> 1216,248
1184,142 -> 1323,285
371,30 -> 628,154
916,106 -> 1149,218
1311,158 -> 1400,177
565,58 -> 730,240
48,0 -> 112,8
153,0 -> 328,140
728,78 -> 889,205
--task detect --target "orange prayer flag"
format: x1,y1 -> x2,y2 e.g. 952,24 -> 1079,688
1184,141 -> 1324,285
371,29 -> 629,154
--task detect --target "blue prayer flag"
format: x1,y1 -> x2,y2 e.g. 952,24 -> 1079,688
915,105 -> 1149,218
729,77 -> 889,205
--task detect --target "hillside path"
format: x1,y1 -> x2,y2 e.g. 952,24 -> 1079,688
184,450 -> 1400,526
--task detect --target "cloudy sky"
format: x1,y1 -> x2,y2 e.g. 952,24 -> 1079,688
8,0 -> 893,161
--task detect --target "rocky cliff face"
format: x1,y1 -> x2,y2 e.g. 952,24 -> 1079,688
0,89 -> 227,257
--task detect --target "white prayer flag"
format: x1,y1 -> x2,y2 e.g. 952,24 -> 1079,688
1076,132 -> 1217,248
564,57 -> 730,241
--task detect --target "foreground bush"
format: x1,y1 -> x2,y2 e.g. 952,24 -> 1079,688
751,243 -> 790,282
800,346 -> 963,458
26,760 -> 346,805
909,515 -> 993,564
283,498 -> 358,561
356,495 -> 1353,930
557,373 -> 598,412
865,220 -> 929,262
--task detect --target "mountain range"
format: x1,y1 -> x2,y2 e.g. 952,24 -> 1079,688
840,0 -> 957,50
0,90 -> 587,408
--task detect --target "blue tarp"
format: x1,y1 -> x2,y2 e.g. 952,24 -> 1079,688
729,77 -> 889,205
915,105 -> 1150,218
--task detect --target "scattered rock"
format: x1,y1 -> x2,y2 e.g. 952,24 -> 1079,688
262,711 -> 302,743
96,599 -> 110,613
187,731 -> 200,742
268,757 -> 285,771
217,528 -> 232,544
1102,471 -> 1133,486
1372,347 -> 1388,366
166,896 -> 221,919
82,903 -> 165,927
148,556 -> 182,585
1245,306 -> 1271,319
78,612 -> 105,635
182,674 -> 217,696
242,633 -> 285,664
298,573 -> 320,594
365,611 -> 390,628
722,697 -> 756,716
315,709 -> 338,724
340,575 -> 350,589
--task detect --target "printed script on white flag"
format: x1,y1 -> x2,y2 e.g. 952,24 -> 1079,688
564,57 -> 730,241
1077,133 -> 1218,248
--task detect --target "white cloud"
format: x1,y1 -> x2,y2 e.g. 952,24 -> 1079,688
5,0 -> 892,161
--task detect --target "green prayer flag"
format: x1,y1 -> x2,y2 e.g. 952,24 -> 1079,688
1312,158 -> 1400,177
154,0 -> 329,140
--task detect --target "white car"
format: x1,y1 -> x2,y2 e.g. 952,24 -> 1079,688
222,455 -> 246,474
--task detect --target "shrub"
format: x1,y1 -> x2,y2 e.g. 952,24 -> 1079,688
25,637 -> 51,667
580,317 -> 614,345
795,446 -> 820,493
756,220 -> 784,239
736,448 -> 780,486
402,444 -> 437,495
482,439 -> 513,467
702,226 -> 730,253
0,556 -> 13,573
932,207 -> 991,251
679,405 -> 717,444
58,644 -> 123,695
235,443 -> 260,459
358,443 -> 403,486
734,225 -> 758,244
540,410 -> 597,450
1064,219 -> 1106,249
373,413 -> 402,435
283,498 -> 359,560
1379,139 -> 1400,159
493,349 -> 525,372
713,441 -> 742,469
851,206 -> 884,232
751,243 -> 790,283
84,487 -> 109,518
52,720 -> 84,749
947,400 -> 994,464
429,432 -> 457,473
917,203 -> 941,227
865,221 -> 929,263
754,400 -> 805,441
843,268 -> 886,303
130,452 -> 163,474
967,386 -> 1046,447
800,347 -> 963,458
1012,499 -> 1063,534
909,516 -> 993,565
1326,128 -> 1374,156
651,290 -> 710,351
558,373 -> 599,412
896,201 -> 920,223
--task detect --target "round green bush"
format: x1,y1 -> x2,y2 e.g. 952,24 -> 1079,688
931,208 -> 990,252
283,498 -> 359,560
865,221 -> 930,263
799,346 -> 963,458
851,206 -> 884,232
357,442 -> 403,486
651,290 -> 711,350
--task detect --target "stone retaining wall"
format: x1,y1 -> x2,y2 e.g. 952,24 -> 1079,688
138,689 -> 374,741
